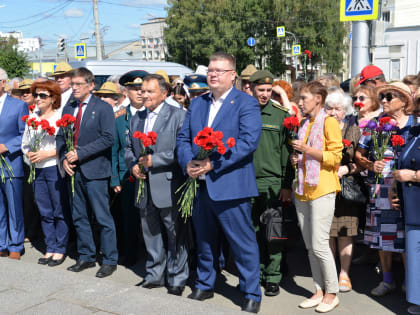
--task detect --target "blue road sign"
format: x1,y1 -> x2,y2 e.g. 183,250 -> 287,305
340,0 -> 379,21
276,26 -> 285,38
74,43 -> 86,59
247,37 -> 255,47
292,44 -> 301,56
53,64 -> 57,72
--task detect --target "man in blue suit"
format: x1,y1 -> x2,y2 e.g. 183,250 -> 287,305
56,67 -> 118,278
177,52 -> 262,313
0,67 -> 28,260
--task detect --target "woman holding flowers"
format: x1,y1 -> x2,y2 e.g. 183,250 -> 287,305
290,82 -> 343,312
21,80 -> 69,267
355,82 -> 414,297
390,91 -> 420,315
325,91 -> 364,293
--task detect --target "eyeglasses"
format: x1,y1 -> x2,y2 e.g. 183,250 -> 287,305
32,92 -> 51,99
379,92 -> 396,102
70,82 -> 88,87
352,95 -> 367,102
207,69 -> 234,76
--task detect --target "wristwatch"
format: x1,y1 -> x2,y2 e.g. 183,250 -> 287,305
413,170 -> 417,182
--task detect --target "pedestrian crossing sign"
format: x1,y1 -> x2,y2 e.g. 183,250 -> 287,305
276,26 -> 285,38
340,0 -> 379,21
292,44 -> 301,56
74,43 -> 86,59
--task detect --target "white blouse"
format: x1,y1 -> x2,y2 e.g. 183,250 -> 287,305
21,110 -> 61,169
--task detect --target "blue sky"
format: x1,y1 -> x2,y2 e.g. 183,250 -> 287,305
0,0 -> 167,49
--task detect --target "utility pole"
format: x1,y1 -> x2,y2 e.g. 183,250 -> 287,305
93,0 -> 102,60
351,21 -> 370,77
38,37 -> 43,77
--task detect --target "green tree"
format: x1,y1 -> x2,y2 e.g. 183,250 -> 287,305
0,37 -> 30,78
164,0 -> 347,76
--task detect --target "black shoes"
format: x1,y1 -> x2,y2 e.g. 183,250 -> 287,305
38,257 -> 52,265
48,256 -> 66,267
67,260 -> 96,272
187,289 -> 214,301
96,264 -> 117,278
241,298 -> 261,313
167,286 -> 184,296
264,282 -> 280,296
140,280 -> 164,289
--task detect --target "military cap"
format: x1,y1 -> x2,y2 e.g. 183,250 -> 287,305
16,79 -> 34,90
184,74 -> 209,92
155,70 -> 170,84
51,62 -> 73,76
93,81 -> 122,97
249,70 -> 274,85
240,64 -> 258,80
119,70 -> 149,87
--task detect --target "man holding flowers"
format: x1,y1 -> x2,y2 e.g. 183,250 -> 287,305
249,70 -> 294,297
124,74 -> 189,296
177,52 -> 262,313
0,67 -> 28,260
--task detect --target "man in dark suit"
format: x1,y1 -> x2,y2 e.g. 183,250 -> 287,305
0,67 -> 28,260
56,67 -> 118,278
125,74 -> 189,296
51,62 -> 74,110
177,52 -> 262,313
111,70 -> 148,266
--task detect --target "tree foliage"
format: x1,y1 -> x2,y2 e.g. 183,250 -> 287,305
0,37 -> 30,78
164,0 -> 347,76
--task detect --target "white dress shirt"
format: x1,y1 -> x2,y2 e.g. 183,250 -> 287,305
73,94 -> 92,123
207,88 -> 232,127
60,88 -> 73,110
129,105 -> 146,117
144,102 -> 164,133
21,110 -> 61,168
0,93 -> 7,116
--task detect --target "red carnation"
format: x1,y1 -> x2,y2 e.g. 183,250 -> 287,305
147,131 -> 157,145
21,115 -> 29,122
227,137 -> 235,148
214,131 -> 223,140
28,104 -> 35,112
128,175 -> 135,183
283,116 -> 300,131
217,143 -> 226,155
379,117 -> 391,125
342,139 -> 351,148
391,135 -> 405,147
133,131 -> 142,139
304,49 -> 312,59
354,102 -> 364,109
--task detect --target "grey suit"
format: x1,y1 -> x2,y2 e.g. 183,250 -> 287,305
124,102 -> 188,286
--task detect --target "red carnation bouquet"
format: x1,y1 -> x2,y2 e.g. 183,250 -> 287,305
56,114 -> 77,195
21,115 -> 56,183
342,139 -> 351,148
283,116 -> 300,140
132,131 -> 157,204
177,127 -> 235,221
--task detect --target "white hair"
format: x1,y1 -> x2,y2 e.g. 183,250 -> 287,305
0,68 -> 8,81
325,91 -> 353,115
107,75 -> 126,92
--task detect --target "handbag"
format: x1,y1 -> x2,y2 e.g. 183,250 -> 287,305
339,175 -> 368,205
260,205 -> 288,243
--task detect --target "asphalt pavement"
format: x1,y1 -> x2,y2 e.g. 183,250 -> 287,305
0,237 -> 409,314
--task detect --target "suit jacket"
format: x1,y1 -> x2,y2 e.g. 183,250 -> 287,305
0,95 -> 28,178
125,102 -> 186,209
111,105 -> 133,187
56,95 -> 115,180
176,87 -> 261,201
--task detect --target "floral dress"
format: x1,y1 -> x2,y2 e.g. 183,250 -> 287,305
358,115 -> 413,252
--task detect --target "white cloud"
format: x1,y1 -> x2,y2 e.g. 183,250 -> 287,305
64,8 -> 84,18
129,24 -> 140,29
0,5 -> 7,8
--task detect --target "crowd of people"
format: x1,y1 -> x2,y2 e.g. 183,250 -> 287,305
0,51 -> 419,314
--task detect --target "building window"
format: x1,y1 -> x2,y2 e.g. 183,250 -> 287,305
149,51 -> 152,59
382,11 -> 390,22
143,51 -> 146,59
155,51 -> 160,59
391,59 -> 400,80
155,38 -> 159,45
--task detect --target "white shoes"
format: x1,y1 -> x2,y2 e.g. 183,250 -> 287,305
315,296 -> 340,313
408,305 -> 420,315
370,281 -> 396,297
298,296 -> 323,309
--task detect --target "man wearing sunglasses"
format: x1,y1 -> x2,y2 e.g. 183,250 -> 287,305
355,65 -> 387,88
0,67 -> 28,260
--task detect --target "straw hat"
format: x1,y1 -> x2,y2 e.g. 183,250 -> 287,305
51,62 -> 73,76
375,81 -> 413,109
240,64 -> 257,80
16,79 -> 34,90
93,82 -> 122,97
155,70 -> 170,84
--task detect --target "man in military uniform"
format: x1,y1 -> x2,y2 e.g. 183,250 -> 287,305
183,74 -> 209,99
250,70 -> 294,297
111,70 -> 148,266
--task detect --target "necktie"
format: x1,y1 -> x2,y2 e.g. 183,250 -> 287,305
73,102 -> 85,147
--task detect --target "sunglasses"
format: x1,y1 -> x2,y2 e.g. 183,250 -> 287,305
33,92 -> 51,99
352,95 -> 367,102
379,93 -> 396,102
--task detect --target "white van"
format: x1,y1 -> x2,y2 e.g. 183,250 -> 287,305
69,60 -> 193,88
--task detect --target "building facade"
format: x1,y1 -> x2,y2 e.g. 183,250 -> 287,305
371,0 -> 420,80
0,31 -> 40,53
140,18 -> 167,61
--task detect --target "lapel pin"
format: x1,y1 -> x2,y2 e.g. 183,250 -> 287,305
231,100 -> 234,104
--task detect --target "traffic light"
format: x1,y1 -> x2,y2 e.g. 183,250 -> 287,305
57,38 -> 66,52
